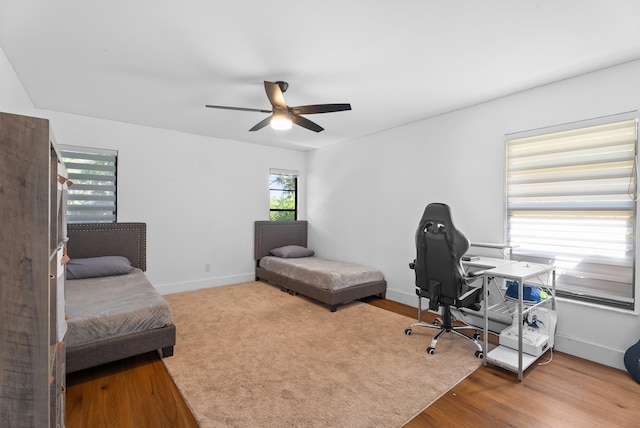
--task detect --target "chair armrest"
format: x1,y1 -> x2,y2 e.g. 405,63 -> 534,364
463,271 -> 486,288
458,286 -> 481,301
466,269 -> 485,278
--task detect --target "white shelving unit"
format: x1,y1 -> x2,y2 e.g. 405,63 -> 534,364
481,261 -> 556,381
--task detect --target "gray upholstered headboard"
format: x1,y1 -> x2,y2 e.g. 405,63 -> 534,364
254,221 -> 308,261
66,222 -> 147,271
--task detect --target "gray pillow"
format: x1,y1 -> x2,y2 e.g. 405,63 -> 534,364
269,245 -> 315,258
66,256 -> 134,279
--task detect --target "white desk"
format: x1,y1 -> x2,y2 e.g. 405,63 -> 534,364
462,256 -> 517,270
481,262 -> 556,381
459,257 -> 518,331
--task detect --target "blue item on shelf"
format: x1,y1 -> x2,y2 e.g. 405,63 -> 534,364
505,281 -> 541,302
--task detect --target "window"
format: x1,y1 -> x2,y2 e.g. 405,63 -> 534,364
505,113 -> 638,309
58,145 -> 117,223
269,168 -> 298,221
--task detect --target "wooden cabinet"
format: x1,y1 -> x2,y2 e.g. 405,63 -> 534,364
0,112 -> 67,427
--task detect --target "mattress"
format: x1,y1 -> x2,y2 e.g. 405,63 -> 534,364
258,255 -> 384,291
65,268 -> 174,348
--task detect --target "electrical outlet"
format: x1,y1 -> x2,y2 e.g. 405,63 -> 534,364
204,263 -> 211,272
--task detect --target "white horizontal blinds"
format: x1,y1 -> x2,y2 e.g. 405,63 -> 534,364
269,168 -> 299,177
506,117 -> 637,309
59,145 -> 117,223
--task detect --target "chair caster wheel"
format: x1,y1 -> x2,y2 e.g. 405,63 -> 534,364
473,333 -> 481,340
475,350 -> 484,359
405,328 -> 412,335
427,347 -> 435,355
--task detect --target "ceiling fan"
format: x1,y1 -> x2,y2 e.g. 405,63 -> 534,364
206,81 -> 351,133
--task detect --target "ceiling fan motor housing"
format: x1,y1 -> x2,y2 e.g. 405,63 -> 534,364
276,81 -> 289,93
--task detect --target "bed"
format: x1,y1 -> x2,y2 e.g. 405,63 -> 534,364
65,222 -> 176,373
254,220 -> 387,311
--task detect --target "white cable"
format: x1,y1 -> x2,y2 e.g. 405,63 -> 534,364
538,347 -> 553,365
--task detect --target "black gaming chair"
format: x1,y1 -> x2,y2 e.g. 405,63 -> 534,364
404,203 -> 484,358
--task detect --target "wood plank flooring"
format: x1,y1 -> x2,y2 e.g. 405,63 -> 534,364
66,351 -> 198,428
66,298 -> 640,427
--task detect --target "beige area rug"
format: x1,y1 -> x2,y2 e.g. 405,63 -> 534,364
162,282 -> 482,428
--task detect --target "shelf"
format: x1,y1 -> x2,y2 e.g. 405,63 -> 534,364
486,299 -> 517,318
486,345 -> 543,372
469,242 -> 514,259
482,261 -> 557,381
489,295 -> 554,318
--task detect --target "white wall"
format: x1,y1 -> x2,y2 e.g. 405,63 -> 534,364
4,39 -> 639,369
306,60 -> 640,370
46,112 -> 306,294
0,44 -> 35,113
0,44 -> 306,296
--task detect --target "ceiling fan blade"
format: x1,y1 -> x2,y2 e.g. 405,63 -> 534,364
249,115 -> 273,132
208,82 -> 346,133
291,114 -> 324,133
290,103 -> 351,115
263,81 -> 287,110
206,104 -> 271,113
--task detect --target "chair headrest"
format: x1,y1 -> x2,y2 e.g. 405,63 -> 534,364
417,203 -> 469,257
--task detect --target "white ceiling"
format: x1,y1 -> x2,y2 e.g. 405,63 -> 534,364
2,1 -> 640,151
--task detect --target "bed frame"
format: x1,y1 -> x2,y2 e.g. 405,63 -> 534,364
65,222 -> 176,373
254,221 -> 387,312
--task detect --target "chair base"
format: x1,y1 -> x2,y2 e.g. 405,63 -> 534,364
405,302 -> 484,358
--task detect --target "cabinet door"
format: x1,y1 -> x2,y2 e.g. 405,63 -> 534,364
0,112 -> 51,427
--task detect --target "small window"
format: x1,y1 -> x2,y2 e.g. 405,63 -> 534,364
505,113 -> 637,309
58,145 -> 117,223
269,168 -> 298,221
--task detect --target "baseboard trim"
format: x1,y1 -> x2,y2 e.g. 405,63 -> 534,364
156,273 -> 256,295
554,334 -> 626,371
386,288 -> 416,307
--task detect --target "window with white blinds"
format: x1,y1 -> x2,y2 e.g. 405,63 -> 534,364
58,145 -> 117,223
505,114 -> 638,309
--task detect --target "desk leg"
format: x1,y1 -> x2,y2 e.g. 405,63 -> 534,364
483,274 -> 489,366
517,276 -> 522,381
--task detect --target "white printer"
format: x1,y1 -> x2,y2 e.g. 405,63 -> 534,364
499,307 -> 557,357
499,325 -> 549,356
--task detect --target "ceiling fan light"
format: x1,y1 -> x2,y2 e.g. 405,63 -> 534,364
270,116 -> 292,130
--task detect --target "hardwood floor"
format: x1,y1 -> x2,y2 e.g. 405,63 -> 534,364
66,351 -> 198,428
369,299 -> 640,427
66,298 -> 639,427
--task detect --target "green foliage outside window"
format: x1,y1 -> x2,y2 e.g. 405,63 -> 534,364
270,175 -> 296,221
